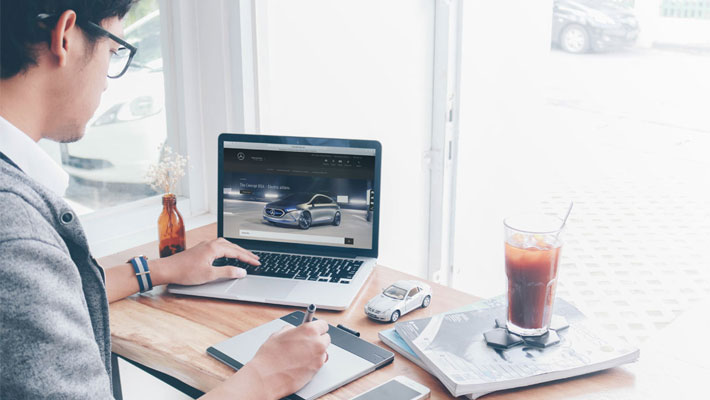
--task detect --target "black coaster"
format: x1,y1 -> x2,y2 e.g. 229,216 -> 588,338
484,328 -> 523,350
550,315 -> 569,332
495,318 -> 507,329
522,329 -> 560,348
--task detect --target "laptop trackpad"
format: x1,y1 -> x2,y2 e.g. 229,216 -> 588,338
228,277 -> 297,300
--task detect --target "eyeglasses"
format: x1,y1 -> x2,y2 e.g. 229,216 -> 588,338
85,20 -> 137,78
37,13 -> 137,79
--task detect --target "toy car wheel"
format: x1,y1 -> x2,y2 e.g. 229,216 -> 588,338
332,211 -> 341,226
298,212 -> 312,229
421,295 -> 431,308
390,310 -> 400,323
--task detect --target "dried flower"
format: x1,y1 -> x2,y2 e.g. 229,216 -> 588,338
146,145 -> 188,194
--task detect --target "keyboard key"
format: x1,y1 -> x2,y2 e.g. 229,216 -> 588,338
212,257 -> 228,266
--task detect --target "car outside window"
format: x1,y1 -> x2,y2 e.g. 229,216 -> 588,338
383,286 -> 407,300
39,0 -> 169,214
408,288 -> 419,297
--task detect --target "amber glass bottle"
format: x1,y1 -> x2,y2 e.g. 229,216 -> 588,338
158,194 -> 185,258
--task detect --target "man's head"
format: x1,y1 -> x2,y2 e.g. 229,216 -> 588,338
0,0 -> 136,142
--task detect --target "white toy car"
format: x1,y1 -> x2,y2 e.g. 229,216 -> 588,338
364,280 -> 432,322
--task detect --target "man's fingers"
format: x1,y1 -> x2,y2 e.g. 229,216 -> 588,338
218,238 -> 260,259
319,331 -> 331,350
271,325 -> 294,338
216,242 -> 261,265
305,319 -> 329,335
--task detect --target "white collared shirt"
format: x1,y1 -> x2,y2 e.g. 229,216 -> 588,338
0,115 -> 70,197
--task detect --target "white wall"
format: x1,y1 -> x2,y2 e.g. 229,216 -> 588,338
256,0 -> 436,277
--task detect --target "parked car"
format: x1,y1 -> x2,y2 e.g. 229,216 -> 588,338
61,10 -> 166,184
263,193 -> 341,230
365,280 -> 432,323
552,0 -> 639,53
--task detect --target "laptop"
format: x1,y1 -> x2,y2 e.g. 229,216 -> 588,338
168,133 -> 382,310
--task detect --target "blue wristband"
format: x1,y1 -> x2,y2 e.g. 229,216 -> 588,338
128,256 -> 152,293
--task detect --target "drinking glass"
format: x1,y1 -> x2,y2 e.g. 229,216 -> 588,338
504,214 -> 563,337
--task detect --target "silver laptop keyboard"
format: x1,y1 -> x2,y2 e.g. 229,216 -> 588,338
212,252 -> 363,284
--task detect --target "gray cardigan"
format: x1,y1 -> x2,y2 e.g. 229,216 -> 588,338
0,154 -> 114,398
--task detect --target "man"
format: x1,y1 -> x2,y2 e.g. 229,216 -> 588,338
0,1 -> 330,398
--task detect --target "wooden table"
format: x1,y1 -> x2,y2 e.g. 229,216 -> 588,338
102,224 -> 707,399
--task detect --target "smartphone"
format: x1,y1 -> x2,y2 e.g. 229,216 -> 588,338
351,376 -> 430,400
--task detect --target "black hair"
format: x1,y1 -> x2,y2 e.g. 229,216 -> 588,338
0,0 -> 137,79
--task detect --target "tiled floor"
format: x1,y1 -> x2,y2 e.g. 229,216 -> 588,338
544,97 -> 710,347
552,175 -> 710,346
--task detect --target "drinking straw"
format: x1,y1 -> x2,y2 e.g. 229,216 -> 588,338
556,201 -> 574,240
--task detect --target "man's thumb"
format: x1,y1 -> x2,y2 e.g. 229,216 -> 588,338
222,266 -> 246,279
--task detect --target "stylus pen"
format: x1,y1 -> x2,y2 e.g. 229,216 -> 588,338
302,304 -> 316,324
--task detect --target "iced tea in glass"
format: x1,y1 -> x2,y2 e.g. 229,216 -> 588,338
504,214 -> 563,337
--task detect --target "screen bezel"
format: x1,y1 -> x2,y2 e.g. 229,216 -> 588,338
217,133 -> 381,258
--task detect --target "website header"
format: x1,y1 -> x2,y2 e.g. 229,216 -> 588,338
224,141 -> 376,156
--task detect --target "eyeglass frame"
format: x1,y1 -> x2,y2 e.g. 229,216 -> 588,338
36,13 -> 137,79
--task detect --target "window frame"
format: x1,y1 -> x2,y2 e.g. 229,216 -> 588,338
78,1 -> 202,257
426,0 -> 463,285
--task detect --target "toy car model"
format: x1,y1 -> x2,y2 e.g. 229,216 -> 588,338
263,193 -> 341,230
364,280 -> 432,322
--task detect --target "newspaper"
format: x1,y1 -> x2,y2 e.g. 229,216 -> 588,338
378,328 -> 485,399
395,298 -> 639,397
379,297 -> 506,399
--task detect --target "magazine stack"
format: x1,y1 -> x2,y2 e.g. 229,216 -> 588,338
384,297 -> 639,399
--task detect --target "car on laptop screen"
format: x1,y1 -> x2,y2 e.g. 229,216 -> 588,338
263,193 -> 342,230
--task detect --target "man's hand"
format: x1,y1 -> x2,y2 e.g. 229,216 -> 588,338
105,237 -> 258,304
152,238 -> 260,286
203,320 -> 331,400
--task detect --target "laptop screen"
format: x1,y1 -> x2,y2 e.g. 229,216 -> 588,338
221,140 -> 377,251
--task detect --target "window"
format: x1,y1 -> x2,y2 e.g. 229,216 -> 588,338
384,285 -> 407,300
408,287 -> 420,297
39,0 -> 171,215
32,1 -> 228,257
450,0 -> 710,345
313,196 -> 332,205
